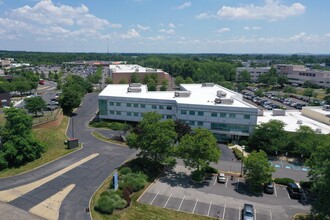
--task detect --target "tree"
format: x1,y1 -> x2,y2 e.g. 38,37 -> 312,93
304,88 -> 314,101
14,80 -> 31,96
283,85 -> 296,94
105,77 -> 113,84
126,112 -> 177,165
326,87 -> 330,94
175,76 -> 184,86
243,150 -> 275,190
178,128 -> 220,171
323,95 -> 330,105
60,84 -> 83,114
131,72 -> 140,83
119,79 -> 128,84
160,80 -> 168,91
146,78 -> 157,91
25,96 -> 47,116
238,70 -> 251,82
307,143 -> 330,218
248,120 -> 288,154
174,120 -> 192,142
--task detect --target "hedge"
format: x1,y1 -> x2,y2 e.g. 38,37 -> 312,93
203,166 -> 218,174
119,172 -> 147,192
95,191 -> 127,214
274,178 -> 295,185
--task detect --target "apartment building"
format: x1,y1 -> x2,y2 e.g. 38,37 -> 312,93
236,67 -> 271,82
109,64 -> 171,84
98,83 -> 258,141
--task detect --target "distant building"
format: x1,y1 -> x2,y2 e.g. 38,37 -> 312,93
98,83 -> 258,141
236,67 -> 271,82
109,64 -> 171,84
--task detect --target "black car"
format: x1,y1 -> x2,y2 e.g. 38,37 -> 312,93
287,183 -> 302,199
264,182 -> 274,194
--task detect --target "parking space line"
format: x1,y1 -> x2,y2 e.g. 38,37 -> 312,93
150,191 -> 160,205
280,160 -> 284,168
255,209 -> 257,220
286,188 -> 291,199
178,195 -> 185,211
163,193 -> 172,208
236,179 -> 240,190
223,204 -> 226,220
207,201 -> 212,216
274,183 -> 278,197
192,198 -> 198,213
270,211 -> 272,220
238,206 -> 241,220
214,175 -> 217,186
225,177 -> 229,188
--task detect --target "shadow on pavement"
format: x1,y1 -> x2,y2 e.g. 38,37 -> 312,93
232,180 -> 263,197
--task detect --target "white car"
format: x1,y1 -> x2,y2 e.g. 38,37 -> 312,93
217,173 -> 226,183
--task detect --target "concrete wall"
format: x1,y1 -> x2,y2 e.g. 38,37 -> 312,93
302,107 -> 330,125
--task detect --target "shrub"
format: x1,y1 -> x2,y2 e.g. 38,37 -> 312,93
232,148 -> 244,160
203,166 -> 218,174
122,187 -> 132,207
95,191 -> 127,214
191,170 -> 205,182
274,178 -> 295,185
300,181 -> 313,189
119,172 -> 147,192
119,167 -> 132,176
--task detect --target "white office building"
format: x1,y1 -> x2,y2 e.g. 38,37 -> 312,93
98,83 -> 258,141
236,67 -> 271,82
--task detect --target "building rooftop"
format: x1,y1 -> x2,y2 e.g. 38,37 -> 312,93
109,64 -> 166,74
99,83 -> 258,109
257,110 -> 330,134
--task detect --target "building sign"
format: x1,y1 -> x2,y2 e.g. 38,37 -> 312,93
113,171 -> 119,191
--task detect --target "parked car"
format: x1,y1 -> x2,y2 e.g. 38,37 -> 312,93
287,183 -> 302,199
217,173 -> 226,183
264,182 -> 274,194
242,204 -> 254,220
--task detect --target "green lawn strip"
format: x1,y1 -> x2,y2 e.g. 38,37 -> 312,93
91,131 -> 127,146
0,116 -> 78,178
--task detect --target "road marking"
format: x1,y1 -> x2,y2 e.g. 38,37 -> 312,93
192,198 -> 198,213
270,211 -> 273,220
222,204 -> 226,220
286,188 -> 291,199
274,183 -> 278,197
301,188 -> 308,203
207,201 -> 212,216
236,179 -> 240,190
238,206 -> 241,220
255,209 -> 257,220
29,184 -> 75,220
0,153 -> 99,202
164,193 -> 172,208
214,175 -> 217,186
150,191 -> 160,205
178,195 -> 185,211
280,160 -> 284,168
225,177 -> 229,188
286,214 -> 288,219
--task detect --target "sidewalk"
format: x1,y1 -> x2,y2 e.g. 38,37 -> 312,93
0,201 -> 44,220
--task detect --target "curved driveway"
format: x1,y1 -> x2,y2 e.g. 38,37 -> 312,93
0,92 -> 136,220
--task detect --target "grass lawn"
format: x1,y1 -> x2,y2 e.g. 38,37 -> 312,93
0,114 -> 78,178
90,170 -> 212,220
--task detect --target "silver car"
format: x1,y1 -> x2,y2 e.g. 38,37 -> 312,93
217,173 -> 226,183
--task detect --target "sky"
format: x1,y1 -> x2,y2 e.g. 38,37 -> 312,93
0,0 -> 329,54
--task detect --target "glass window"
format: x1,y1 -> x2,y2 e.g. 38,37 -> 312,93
211,112 -> 217,117
244,115 -> 250,120
189,111 -> 195,115
133,103 -> 138,108
189,121 -> 195,126
229,113 -> 236,118
133,112 -> 138,116
181,110 -> 187,115
167,106 -> 172,110
152,105 -> 157,109
126,103 -> 131,107
127,112 -> 132,116
116,102 -> 121,106
109,102 -> 114,106
220,113 -> 226,118
197,121 -> 203,126
116,111 -> 121,115
159,105 -> 164,109
109,110 -> 114,115
141,104 -> 146,108
167,115 -> 172,119
198,111 -> 204,116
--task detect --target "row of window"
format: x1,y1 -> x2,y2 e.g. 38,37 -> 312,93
180,110 -> 250,119
109,102 -> 173,110
211,123 -> 249,133
109,110 -> 173,119
299,72 -> 316,77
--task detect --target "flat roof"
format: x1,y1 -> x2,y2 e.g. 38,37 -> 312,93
99,84 -> 258,109
109,64 -> 165,74
257,110 -> 330,134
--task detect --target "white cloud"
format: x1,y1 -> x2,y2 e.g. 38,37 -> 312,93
325,33 -> 330,38
137,24 -> 150,31
146,35 -> 166,41
216,27 -> 230,33
159,29 -> 175,34
121,28 -> 140,39
168,23 -> 176,28
244,26 -> 261,31
217,0 -> 306,21
195,12 -> 213,20
174,2 -> 191,10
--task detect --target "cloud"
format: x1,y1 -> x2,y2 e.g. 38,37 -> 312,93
174,2 -> 191,10
195,12 -> 213,20
159,29 -> 175,34
244,26 -> 261,31
146,35 -> 166,41
216,27 -> 230,33
217,0 -> 305,21
168,23 -> 176,28
121,28 -> 140,39
137,24 -> 150,31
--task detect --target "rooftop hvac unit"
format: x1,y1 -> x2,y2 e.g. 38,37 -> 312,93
129,83 -> 141,87
315,128 -> 322,134
322,105 -> 330,111
174,91 -> 191,97
214,98 -> 234,104
202,83 -> 214,87
127,87 -> 142,93
217,90 -> 227,97
297,120 -> 303,124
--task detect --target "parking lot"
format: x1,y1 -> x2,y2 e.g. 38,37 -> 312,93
138,164 -> 310,219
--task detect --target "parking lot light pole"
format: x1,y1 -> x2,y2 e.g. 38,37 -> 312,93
240,159 -> 243,177
71,115 -> 74,138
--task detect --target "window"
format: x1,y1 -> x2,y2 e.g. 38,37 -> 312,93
167,106 -> 172,110
181,110 -> 187,115
189,111 -> 195,115
141,104 -> 146,108
188,121 -> 195,126
109,102 -> 114,106
220,113 -> 226,118
198,111 -> 204,116
167,115 -> 172,119
133,103 -> 138,108
159,105 -> 164,109
127,112 -> 132,116
229,113 -> 236,118
197,121 -> 203,126
152,105 -> 157,109
211,123 -> 249,133
109,110 -> 114,115
133,112 -> 139,116
211,112 -> 217,117
116,102 -> 121,106
126,103 -> 131,107
116,111 -> 121,115
244,115 -> 250,120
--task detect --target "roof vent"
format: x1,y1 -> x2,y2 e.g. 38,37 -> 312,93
202,83 -> 214,87
315,128 -> 322,134
297,120 -> 303,124
174,91 -> 191,97
214,98 -> 234,104
217,90 -> 227,97
127,87 -> 141,93
129,83 -> 141,87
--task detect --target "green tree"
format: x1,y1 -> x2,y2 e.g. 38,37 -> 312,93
126,112 -> 177,165
325,87 -> 330,94
307,143 -> 330,218
175,76 -> 185,86
174,120 -> 192,142
248,120 -> 288,154
119,79 -> 128,84
283,85 -> 296,94
105,77 -> 113,84
238,70 -> 251,82
324,95 -> 330,105
59,84 -> 83,114
178,128 -> 220,171
160,80 -> 168,91
131,72 -> 140,83
185,77 -> 194,84
243,150 -> 275,190
304,88 -> 314,101
14,80 -> 31,96
147,78 -> 157,91
25,96 -> 47,116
